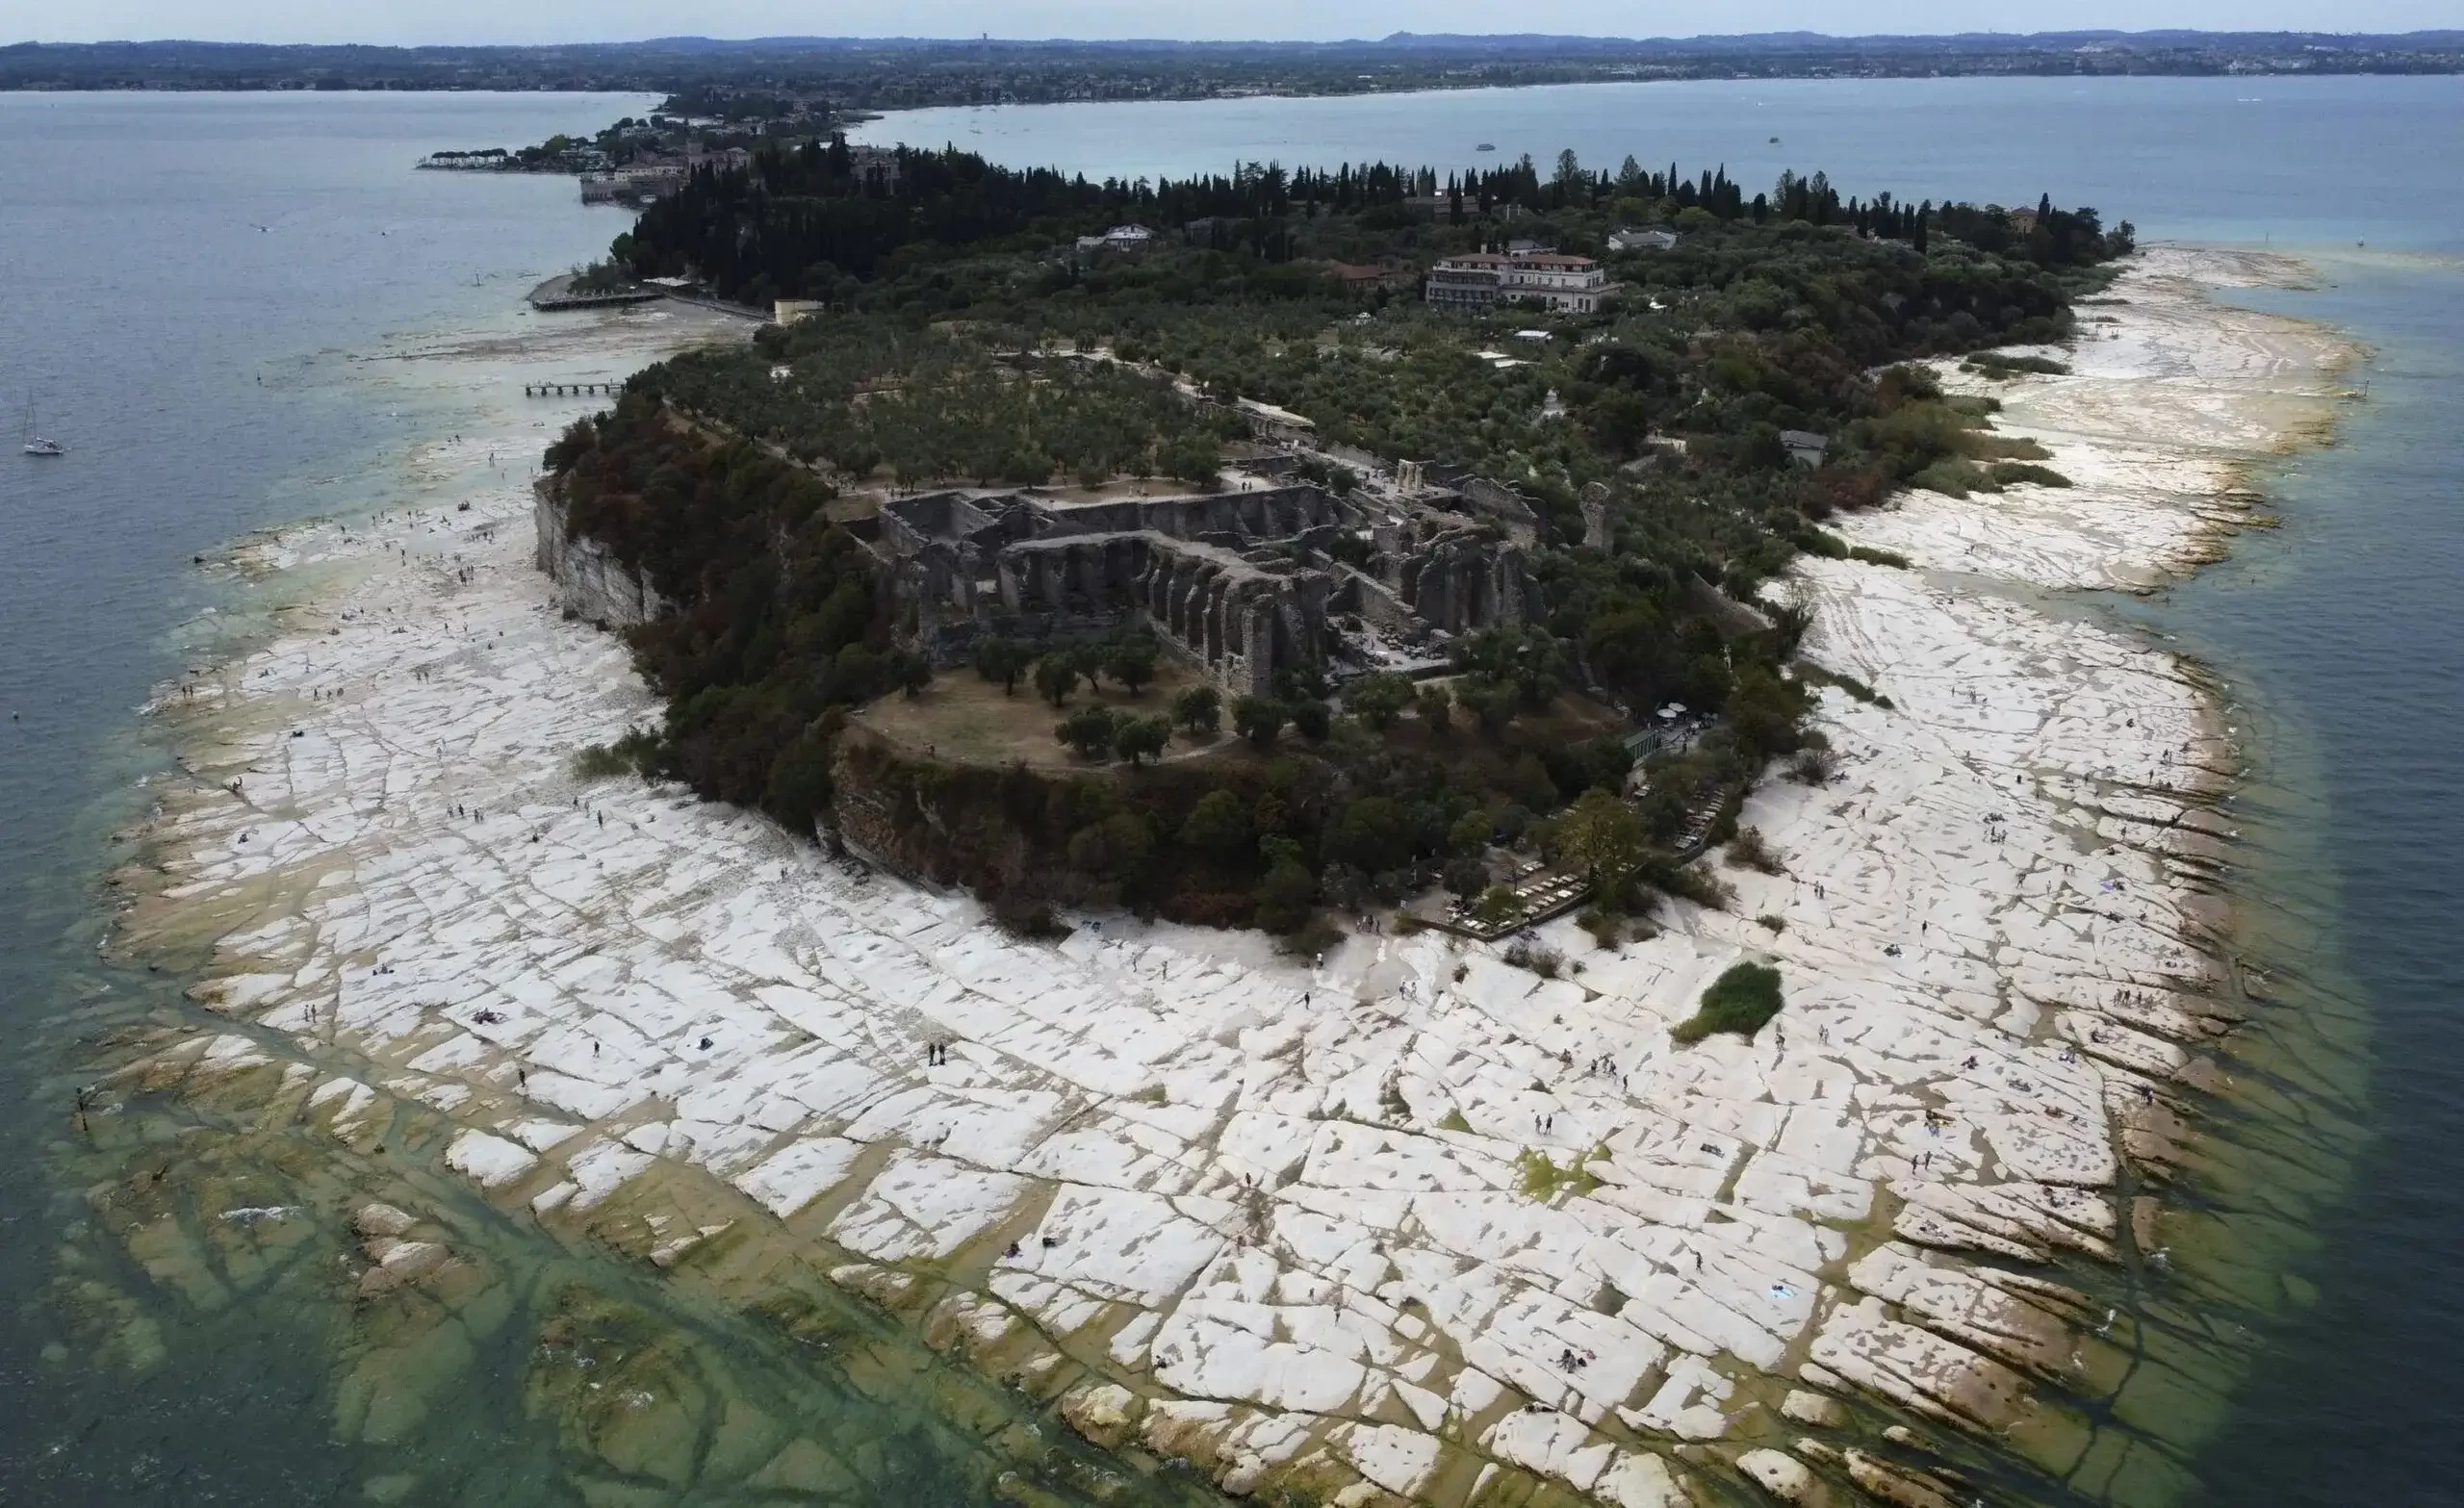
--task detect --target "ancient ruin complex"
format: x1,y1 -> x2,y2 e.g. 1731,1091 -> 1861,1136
863,458 -> 1543,695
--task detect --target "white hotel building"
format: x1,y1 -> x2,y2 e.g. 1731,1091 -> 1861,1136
1423,249 -> 1607,315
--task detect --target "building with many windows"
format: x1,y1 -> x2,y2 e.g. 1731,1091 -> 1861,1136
1423,249 -> 1606,315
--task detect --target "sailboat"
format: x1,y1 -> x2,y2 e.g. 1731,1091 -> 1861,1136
21,392 -> 63,456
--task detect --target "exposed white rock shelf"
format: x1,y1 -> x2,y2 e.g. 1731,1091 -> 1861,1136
127,245 -> 2346,1506
1845,243 -> 2346,591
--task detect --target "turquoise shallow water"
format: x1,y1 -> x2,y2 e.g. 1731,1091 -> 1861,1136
0,89 -> 652,1498
1,79 -> 2459,1505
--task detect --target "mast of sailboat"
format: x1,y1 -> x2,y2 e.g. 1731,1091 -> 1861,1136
21,389 -> 65,456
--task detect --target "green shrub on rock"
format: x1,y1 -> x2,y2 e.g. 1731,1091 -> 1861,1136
1671,961 -> 1784,1044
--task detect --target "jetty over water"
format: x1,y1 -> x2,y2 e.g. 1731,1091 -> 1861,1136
524,381 -> 622,398
525,272 -> 664,312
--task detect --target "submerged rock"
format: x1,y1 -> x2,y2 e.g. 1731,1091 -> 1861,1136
1061,1382 -> 1140,1449
1738,1447 -> 1816,1502
353,1203 -> 418,1240
1780,1389 -> 1845,1428
1842,1448 -> 1963,1508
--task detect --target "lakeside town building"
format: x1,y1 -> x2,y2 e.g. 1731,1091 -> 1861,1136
1422,248 -> 1606,315
1607,226 -> 1681,252
578,145 -> 753,204
1323,259 -> 1411,293
1072,223 -> 1157,257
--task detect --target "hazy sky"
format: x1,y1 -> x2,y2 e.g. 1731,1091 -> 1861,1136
5,1 -> 2454,46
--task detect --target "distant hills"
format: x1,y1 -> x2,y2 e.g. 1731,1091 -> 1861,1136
5,31 -> 2461,103
1373,29 -> 2464,52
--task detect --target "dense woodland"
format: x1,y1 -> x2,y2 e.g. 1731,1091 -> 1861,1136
621,140 -> 2123,309
553,141 -> 2131,940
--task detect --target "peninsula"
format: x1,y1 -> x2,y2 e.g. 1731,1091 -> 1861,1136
533,141 -> 2126,956
104,136 -> 2353,1508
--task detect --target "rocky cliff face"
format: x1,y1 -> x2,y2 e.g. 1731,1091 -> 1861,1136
825,731 -> 1265,930
532,482 -> 667,627
829,731 -> 1061,908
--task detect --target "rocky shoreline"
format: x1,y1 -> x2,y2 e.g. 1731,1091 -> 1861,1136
102,244 -> 2356,1507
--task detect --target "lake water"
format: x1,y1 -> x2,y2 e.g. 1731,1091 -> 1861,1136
0,90 -> 651,1500
0,78 -> 2457,1505
852,74 -> 2464,251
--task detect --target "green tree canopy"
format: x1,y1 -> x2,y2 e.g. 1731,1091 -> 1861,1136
1346,672 -> 1414,731
1325,795 -> 1415,877
1105,636 -> 1159,695
1055,704 -> 1116,759
1252,856 -> 1318,934
1554,787 -> 1649,904
1034,654 -> 1082,708
1234,695 -> 1287,747
973,636 -> 1033,695
1115,713 -> 1171,766
1180,789 -> 1252,855
1173,684 -> 1222,736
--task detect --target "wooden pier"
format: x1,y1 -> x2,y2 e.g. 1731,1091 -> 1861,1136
524,381 -> 622,398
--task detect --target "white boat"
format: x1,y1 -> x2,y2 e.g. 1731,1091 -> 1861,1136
20,393 -> 63,456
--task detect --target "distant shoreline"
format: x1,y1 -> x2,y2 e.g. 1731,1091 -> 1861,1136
8,31 -> 2462,105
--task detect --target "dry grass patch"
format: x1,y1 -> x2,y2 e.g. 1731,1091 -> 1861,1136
855,659 -> 1224,771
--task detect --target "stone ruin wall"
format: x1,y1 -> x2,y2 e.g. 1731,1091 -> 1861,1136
982,531 -> 1328,698
1398,531 -> 1532,635
1420,462 -> 1541,542
878,478 -> 1543,696
880,487 -> 1343,697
